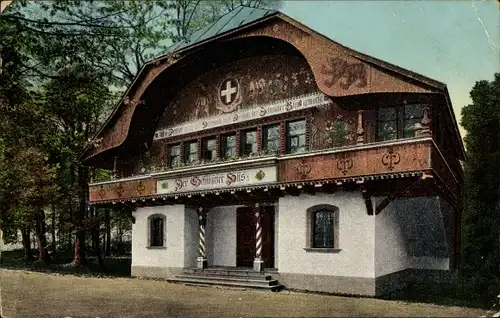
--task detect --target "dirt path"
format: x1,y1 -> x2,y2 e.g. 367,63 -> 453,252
0,269 -> 487,318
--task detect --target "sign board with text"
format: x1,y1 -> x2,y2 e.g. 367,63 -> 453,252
156,166 -> 277,194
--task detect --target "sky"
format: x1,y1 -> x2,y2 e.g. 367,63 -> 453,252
281,0 -> 500,135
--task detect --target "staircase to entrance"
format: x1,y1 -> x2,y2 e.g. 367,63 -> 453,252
167,267 -> 284,291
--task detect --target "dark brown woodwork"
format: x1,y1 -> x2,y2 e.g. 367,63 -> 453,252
279,140 -> 432,183
236,206 -> 255,267
261,205 -> 275,268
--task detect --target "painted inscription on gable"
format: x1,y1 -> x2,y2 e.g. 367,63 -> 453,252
156,55 -> 317,131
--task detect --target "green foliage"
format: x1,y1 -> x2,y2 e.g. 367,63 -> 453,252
460,73 -> 500,302
325,115 -> 349,147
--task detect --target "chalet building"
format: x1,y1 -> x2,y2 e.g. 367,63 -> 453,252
81,6 -> 465,296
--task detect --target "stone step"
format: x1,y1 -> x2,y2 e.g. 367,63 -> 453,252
185,268 -> 270,277
176,275 -> 279,285
182,271 -> 273,280
167,277 -> 284,291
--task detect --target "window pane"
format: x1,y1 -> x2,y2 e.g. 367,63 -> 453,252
404,104 -> 423,120
150,218 -> 164,247
377,121 -> 398,141
184,141 -> 198,164
241,130 -> 257,156
313,211 -> 334,248
202,138 -> 217,161
169,145 -> 180,166
263,125 -> 280,153
377,107 -> 397,121
287,120 -> 306,154
221,134 -> 236,159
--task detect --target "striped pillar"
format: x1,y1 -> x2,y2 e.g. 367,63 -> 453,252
197,207 -> 208,269
253,203 -> 264,272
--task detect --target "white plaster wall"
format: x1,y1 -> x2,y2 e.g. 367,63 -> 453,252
206,205 -> 240,267
375,198 -> 410,277
184,208 -> 199,268
278,192 -> 375,278
132,205 -> 186,268
375,196 -> 450,278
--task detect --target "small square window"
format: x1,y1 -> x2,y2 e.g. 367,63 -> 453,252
241,130 -> 257,157
286,120 -> 306,154
184,141 -> 198,164
168,144 -> 181,167
202,137 -> 217,162
262,124 -> 280,154
221,134 -> 236,159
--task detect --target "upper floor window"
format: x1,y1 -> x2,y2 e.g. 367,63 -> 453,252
377,104 -> 424,141
286,120 -> 306,154
184,140 -> 198,164
221,134 -> 237,159
148,215 -> 166,248
202,137 -> 217,162
403,104 -> 424,138
262,124 -> 280,154
241,129 -> 257,157
376,107 -> 398,142
168,144 -> 181,167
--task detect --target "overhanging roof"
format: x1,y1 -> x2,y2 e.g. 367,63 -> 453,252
80,5 -> 466,164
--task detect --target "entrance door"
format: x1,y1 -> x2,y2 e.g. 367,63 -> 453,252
236,205 -> 275,268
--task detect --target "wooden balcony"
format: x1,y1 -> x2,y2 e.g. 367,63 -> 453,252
88,137 -> 460,205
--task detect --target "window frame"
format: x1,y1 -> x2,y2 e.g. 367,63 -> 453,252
262,123 -> 281,154
201,137 -> 217,162
376,104 -> 425,142
220,133 -> 237,159
286,119 -> 307,154
168,144 -> 181,167
147,214 -> 166,249
304,204 -> 340,253
184,140 -> 198,164
240,129 -> 258,157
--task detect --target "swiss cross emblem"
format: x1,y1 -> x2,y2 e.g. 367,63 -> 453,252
219,78 -> 239,105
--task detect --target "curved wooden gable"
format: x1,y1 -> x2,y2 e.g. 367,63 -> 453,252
81,13 -> 450,165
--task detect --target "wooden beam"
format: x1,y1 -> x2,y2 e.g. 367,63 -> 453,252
361,187 -> 374,216
374,177 -> 424,215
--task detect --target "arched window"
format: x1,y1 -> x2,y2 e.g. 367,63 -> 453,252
306,204 -> 340,251
148,214 -> 166,248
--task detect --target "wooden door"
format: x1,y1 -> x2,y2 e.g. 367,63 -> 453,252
236,205 -> 275,268
261,205 -> 275,268
236,207 -> 255,267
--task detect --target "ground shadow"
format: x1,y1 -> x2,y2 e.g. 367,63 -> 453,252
0,249 -> 131,278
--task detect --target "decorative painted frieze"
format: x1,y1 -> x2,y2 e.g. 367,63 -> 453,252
279,139 -> 432,183
154,92 -> 331,140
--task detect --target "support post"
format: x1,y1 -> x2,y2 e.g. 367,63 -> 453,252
196,207 -> 208,269
356,110 -> 364,144
253,203 -> 264,272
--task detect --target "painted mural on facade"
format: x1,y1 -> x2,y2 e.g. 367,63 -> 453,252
155,54 -> 317,132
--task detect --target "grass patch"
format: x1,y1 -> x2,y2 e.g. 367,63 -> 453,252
0,249 -> 131,278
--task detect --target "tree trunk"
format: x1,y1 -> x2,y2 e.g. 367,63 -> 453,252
35,209 -> 50,263
21,228 -> 32,260
51,204 -> 56,256
104,209 -> 111,257
72,165 -> 89,266
91,208 -> 105,270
